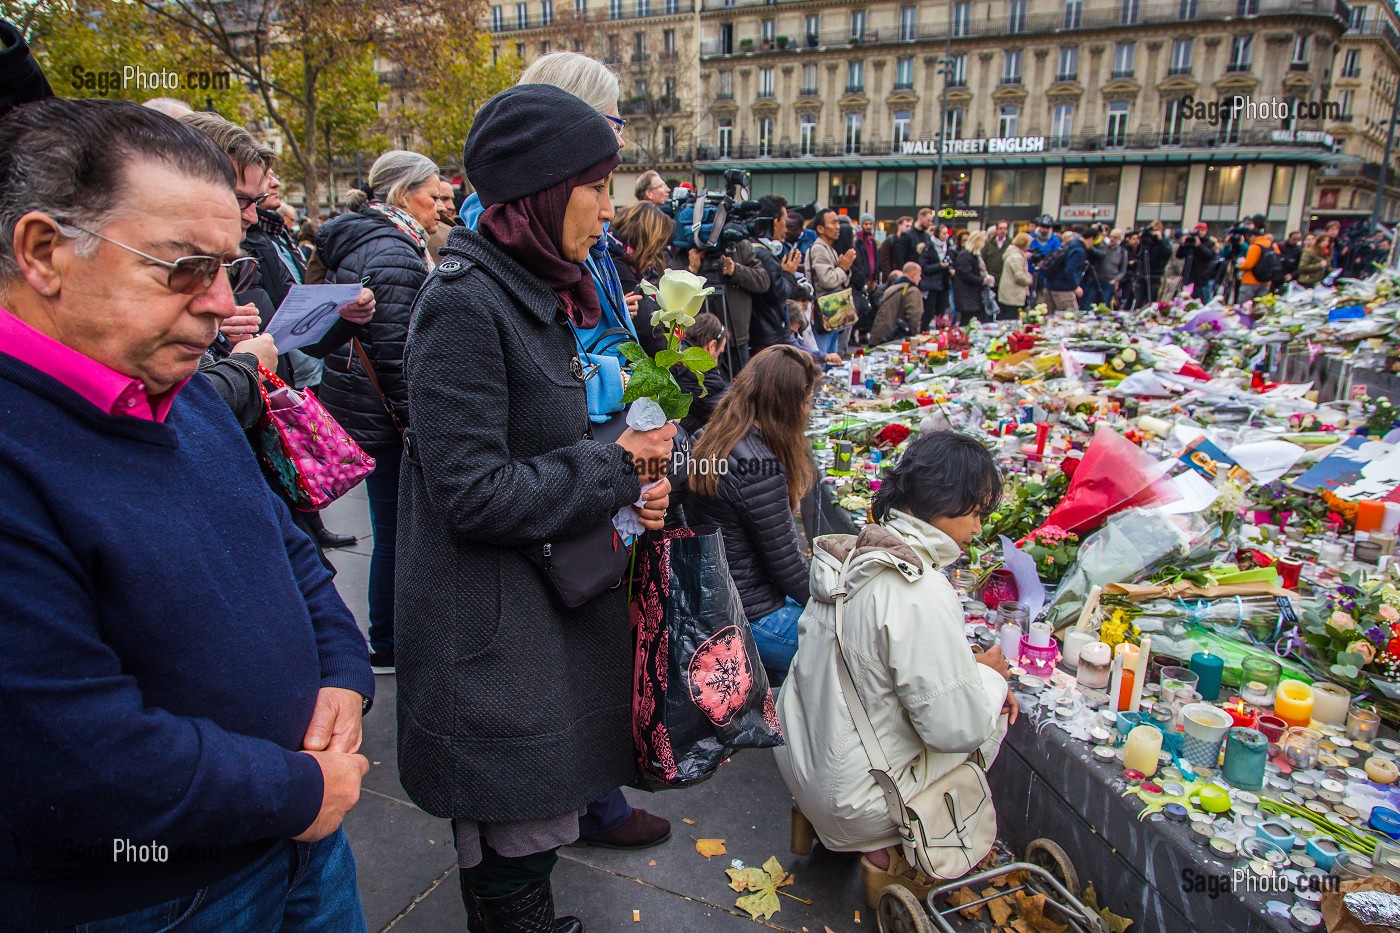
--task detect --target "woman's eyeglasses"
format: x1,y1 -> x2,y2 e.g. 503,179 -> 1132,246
63,225 -> 260,295
604,114 -> 627,134
235,192 -> 272,211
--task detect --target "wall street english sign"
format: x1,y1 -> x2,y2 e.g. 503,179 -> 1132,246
901,137 -> 1048,155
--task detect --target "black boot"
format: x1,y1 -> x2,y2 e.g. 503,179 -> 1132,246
459,867 -> 487,932
475,879 -> 582,933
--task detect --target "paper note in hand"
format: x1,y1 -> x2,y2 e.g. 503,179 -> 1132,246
265,284 -> 363,352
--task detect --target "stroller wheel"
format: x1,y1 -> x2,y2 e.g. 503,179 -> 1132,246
877,883 -> 934,933
1026,838 -> 1080,896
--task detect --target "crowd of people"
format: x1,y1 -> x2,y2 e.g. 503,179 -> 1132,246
0,20 -> 1395,931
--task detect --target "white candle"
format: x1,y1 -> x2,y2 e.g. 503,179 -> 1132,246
1123,725 -> 1163,777
1028,622 -> 1052,648
1063,630 -> 1095,669
1240,680 -> 1276,707
1000,623 -> 1022,661
1311,682 -> 1351,726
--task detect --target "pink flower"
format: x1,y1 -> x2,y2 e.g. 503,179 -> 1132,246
1331,611 -> 1357,632
1381,605 -> 1399,624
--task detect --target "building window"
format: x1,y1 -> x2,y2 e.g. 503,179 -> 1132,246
800,113 -> 817,154
947,54 -> 966,86
633,31 -> 645,58
606,33 -> 619,60
1169,37 -> 1193,74
541,40 -> 551,54
636,0 -> 647,16
1057,46 -> 1078,82
665,0 -> 678,12
662,125 -> 675,156
609,0 -> 621,16
806,13 -> 819,39
802,62 -> 818,94
1280,95 -> 1298,131
1051,102 -> 1074,144
998,104 -> 1019,136
717,120 -> 732,156
515,40 -> 524,58
1062,167 -> 1120,213
1106,101 -> 1129,146
986,168 -> 1045,206
761,18 -> 774,41
663,28 -> 675,54
893,110 -> 912,148
718,22 -> 732,55
575,0 -> 586,13
1271,165 -> 1295,206
1292,34 -> 1308,65
1178,0 -> 1197,18
1228,35 -> 1252,71
1003,50 -> 1022,84
491,5 -> 503,30
878,169 -> 919,207
830,172 -> 861,211
718,69 -> 733,98
1120,0 -> 1139,24
1009,0 -> 1027,32
516,1 -> 528,28
758,116 -> 773,156
1064,0 -> 1083,28
1350,5 -> 1368,29
900,5 -> 917,40
952,1 -> 970,36
1236,0 -> 1258,13
1137,166 -> 1188,222
848,60 -> 864,92
1339,89 -> 1354,117
1342,49 -> 1361,77
663,76 -> 676,100
943,107 -> 963,140
759,66 -> 774,97
845,113 -> 863,154
1201,165 -> 1244,222
1113,41 -> 1134,77
895,57 -> 914,89
1162,97 -> 1186,144
850,9 -> 866,38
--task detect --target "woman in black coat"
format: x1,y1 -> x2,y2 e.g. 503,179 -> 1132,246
952,230 -> 993,326
685,345 -> 822,684
396,85 -> 675,929
315,149 -> 439,671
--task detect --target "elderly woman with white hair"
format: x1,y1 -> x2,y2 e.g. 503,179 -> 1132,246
315,149 -> 439,675
455,48 -> 673,857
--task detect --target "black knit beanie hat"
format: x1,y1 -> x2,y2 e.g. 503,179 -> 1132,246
463,83 -> 621,208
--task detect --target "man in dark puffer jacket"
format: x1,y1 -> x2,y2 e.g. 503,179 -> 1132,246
316,191 -> 431,670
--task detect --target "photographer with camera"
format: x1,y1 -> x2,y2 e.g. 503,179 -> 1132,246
1136,221 -> 1171,304
1177,223 -> 1217,299
749,195 -> 807,356
685,239 -> 768,377
1236,214 -> 1280,304
1081,224 -> 1117,309
805,207 -> 857,356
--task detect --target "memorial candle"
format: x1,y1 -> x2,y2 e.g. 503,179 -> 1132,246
1189,650 -> 1224,702
1274,680 -> 1315,729
1123,725 -> 1163,778
1223,727 -> 1268,791
1311,682 -> 1351,727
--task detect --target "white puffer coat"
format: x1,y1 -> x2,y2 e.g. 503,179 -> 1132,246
774,511 -> 1009,852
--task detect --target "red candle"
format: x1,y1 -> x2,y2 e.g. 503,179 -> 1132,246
1226,698 -> 1258,729
1035,423 -> 1051,457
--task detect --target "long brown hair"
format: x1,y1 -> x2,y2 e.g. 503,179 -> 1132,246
691,345 -> 822,508
611,202 -> 673,275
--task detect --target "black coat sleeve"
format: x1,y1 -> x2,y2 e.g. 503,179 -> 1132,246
953,250 -> 984,288
197,352 -> 265,430
728,469 -> 810,607
340,237 -> 426,414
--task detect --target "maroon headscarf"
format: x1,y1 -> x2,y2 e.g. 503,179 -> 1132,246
477,152 -> 621,328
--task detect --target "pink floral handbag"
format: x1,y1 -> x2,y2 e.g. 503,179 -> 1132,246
254,365 -> 376,511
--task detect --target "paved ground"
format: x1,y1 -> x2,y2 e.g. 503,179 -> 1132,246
321,487 -> 874,932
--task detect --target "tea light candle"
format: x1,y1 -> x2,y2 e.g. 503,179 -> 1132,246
1190,650 -> 1224,701
1223,727 -> 1268,791
1078,642 -> 1112,690
1366,756 -> 1400,784
1210,837 -> 1238,861
1123,725 -> 1163,777
1197,784 -> 1233,814
1275,681 -> 1315,729
1226,698 -> 1259,729
1310,682 -> 1351,726
1347,707 -> 1382,743
1241,680 -> 1277,707
1027,621 -> 1052,649
1290,905 -> 1323,931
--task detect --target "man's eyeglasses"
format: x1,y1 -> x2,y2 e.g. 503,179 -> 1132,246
236,192 -> 272,211
63,225 -> 260,295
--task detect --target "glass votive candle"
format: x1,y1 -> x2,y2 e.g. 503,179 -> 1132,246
1257,714 -> 1288,743
1240,656 -> 1283,707
1276,557 -> 1303,590
980,569 -> 1019,611
1347,706 -> 1382,744
1284,727 -> 1324,770
1160,666 -> 1200,703
948,568 -> 979,599
995,600 -> 1030,631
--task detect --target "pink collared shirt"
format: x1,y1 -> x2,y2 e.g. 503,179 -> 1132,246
0,308 -> 184,422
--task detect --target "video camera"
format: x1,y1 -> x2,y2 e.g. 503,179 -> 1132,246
663,169 -> 760,270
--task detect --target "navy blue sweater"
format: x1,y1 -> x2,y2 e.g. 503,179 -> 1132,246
0,353 -> 374,929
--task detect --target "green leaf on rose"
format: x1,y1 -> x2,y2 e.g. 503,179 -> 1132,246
617,342 -> 649,364
655,349 -> 683,370
622,360 -> 670,405
681,346 -> 718,372
655,379 -> 692,420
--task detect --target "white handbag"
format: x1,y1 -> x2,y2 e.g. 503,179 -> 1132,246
831,554 -> 998,880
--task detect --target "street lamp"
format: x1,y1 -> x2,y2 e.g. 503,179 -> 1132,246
934,48 -> 953,219
1368,75 -> 1400,235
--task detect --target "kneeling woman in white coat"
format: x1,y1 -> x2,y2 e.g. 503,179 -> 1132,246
774,431 -> 1018,902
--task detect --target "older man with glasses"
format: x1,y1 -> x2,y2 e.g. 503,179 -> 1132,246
0,98 -> 375,933
635,169 -> 670,206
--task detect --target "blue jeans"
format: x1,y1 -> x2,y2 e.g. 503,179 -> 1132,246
751,597 -> 805,680
364,444 -> 402,654
579,788 -> 632,837
50,830 -> 364,933
813,327 -> 845,356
